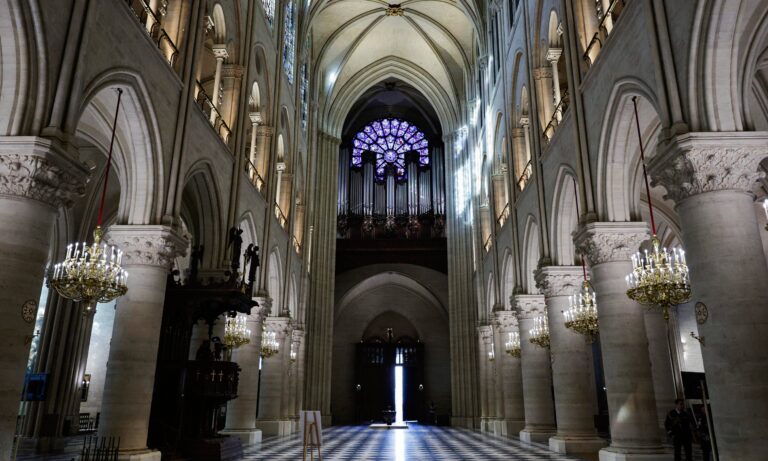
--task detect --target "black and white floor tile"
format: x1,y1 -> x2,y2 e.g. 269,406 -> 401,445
243,424 -> 583,460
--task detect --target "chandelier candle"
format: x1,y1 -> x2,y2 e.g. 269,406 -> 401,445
564,280 -> 599,341
529,315 -> 550,348
505,331 -> 521,358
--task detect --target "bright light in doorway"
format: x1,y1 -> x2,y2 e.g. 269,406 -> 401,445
394,365 -> 403,423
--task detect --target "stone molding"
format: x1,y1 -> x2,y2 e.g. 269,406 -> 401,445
0,138 -> 89,209
492,310 -> 519,331
105,225 -> 188,269
256,125 -> 274,137
254,295 -> 273,317
222,64 -> 245,78
534,266 -> 582,298
533,67 -> 553,79
512,294 -> 546,319
319,131 -> 341,145
573,222 -> 649,266
264,316 -> 292,336
651,132 -> 768,203
478,324 -> 494,344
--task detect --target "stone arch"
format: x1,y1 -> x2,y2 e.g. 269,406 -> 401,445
522,215 -> 540,293
596,78 -> 666,222
485,272 -> 496,321
550,165 -> 579,265
180,161 -> 224,269
267,247 -> 283,314
501,248 -> 515,309
77,71 -> 164,225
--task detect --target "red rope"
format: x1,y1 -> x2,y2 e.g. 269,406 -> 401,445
96,88 -> 123,227
632,96 -> 656,235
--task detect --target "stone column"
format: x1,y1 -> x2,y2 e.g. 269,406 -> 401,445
535,266 -> 607,455
644,310 -> 677,436
220,302 -> 269,445
255,125 -> 273,191
546,48 -> 563,121
255,316 -> 292,436
478,325 -> 496,433
0,140 -> 87,460
650,132 -> 768,459
209,44 -> 228,125
574,222 -> 668,461
492,310 -> 525,436
513,294 -> 556,443
287,329 -> 305,433
99,225 -> 186,460
533,67 -> 554,128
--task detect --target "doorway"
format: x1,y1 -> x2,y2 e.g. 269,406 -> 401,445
354,338 -> 423,424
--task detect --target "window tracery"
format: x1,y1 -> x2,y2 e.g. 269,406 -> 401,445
351,118 -> 429,181
283,0 -> 296,84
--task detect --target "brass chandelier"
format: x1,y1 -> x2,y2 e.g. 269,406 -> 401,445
50,89 -> 128,308
261,330 -> 280,358
624,97 -> 691,320
504,331 -> 521,357
224,313 -> 251,349
564,255 -> 600,341
528,314 -> 550,348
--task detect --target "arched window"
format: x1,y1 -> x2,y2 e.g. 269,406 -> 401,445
300,62 -> 309,131
352,118 -> 429,181
283,0 -> 296,84
262,0 -> 275,26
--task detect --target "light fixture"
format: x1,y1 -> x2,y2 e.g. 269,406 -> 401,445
289,341 -> 297,363
565,251 -> 599,341
505,331 -> 521,357
529,314 -> 550,348
50,89 -> 128,310
224,313 -> 251,349
762,199 -> 768,231
487,342 -> 495,361
261,330 -> 279,358
624,97 -> 691,321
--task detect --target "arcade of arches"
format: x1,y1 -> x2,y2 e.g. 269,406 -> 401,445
2,0 -> 768,460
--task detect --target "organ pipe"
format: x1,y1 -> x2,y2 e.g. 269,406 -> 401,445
338,147 -> 350,214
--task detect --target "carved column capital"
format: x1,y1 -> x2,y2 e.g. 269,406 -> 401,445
478,324 -> 494,344
265,316 -> 292,337
573,222 -> 649,266
254,294 -> 273,317
256,125 -> 274,137
651,132 -> 768,203
105,225 -> 188,269
249,112 -> 263,125
512,294 -> 546,319
0,138 -> 89,209
212,44 -> 229,60
493,310 -> 519,331
534,266 -> 582,298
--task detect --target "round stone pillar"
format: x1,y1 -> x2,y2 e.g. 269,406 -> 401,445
254,316 -> 292,436
492,310 -> 525,436
0,140 -> 87,460
478,325 -> 497,433
651,133 -> 768,459
99,225 -> 186,459
575,222 -> 668,461
221,301 -> 269,446
513,294 -> 556,443
536,266 -> 607,455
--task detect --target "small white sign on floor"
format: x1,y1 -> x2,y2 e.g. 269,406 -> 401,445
299,410 -> 323,447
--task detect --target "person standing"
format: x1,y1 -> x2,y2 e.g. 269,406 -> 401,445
665,399 -> 694,461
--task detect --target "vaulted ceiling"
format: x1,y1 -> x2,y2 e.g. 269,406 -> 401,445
308,0 -> 481,133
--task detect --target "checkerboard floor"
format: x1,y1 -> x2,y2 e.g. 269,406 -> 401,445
243,424 -> 584,460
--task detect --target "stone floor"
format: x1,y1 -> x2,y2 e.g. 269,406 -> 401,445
244,424 -> 583,460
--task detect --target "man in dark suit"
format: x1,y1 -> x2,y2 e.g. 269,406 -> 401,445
665,398 -> 694,461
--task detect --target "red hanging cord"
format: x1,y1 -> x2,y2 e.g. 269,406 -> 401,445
96,88 -> 123,227
631,96 -> 657,235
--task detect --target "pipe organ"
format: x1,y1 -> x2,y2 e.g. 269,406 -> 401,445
337,118 -> 446,239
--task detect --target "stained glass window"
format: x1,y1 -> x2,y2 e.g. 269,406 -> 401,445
262,0 -> 275,26
283,0 -> 296,85
352,118 -> 429,181
300,62 -> 309,131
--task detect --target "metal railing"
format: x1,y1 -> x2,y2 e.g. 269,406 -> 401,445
483,233 -> 493,252
195,82 -> 232,146
274,204 -> 288,229
496,203 -> 510,230
125,0 -> 180,69
543,91 -> 569,143
516,160 -> 533,191
244,158 -> 265,193
583,0 -> 627,66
